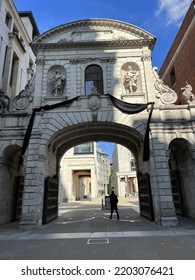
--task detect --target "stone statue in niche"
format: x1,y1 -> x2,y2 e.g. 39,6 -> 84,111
123,65 -> 139,94
181,82 -> 195,103
51,69 -> 66,96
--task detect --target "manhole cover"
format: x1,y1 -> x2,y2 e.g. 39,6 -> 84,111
87,238 -> 109,244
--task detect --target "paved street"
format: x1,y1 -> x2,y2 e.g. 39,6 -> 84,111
0,197 -> 195,260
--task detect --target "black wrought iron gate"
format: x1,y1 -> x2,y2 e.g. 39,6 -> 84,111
170,170 -> 183,216
42,177 -> 58,224
138,173 -> 154,221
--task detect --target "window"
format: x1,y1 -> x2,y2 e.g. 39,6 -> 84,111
5,12 -> 12,29
2,46 -> 8,78
85,64 -> 103,95
74,142 -> 94,154
9,54 -> 18,87
170,67 -> 177,86
131,159 -> 136,171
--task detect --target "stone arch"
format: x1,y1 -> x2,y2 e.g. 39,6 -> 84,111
2,144 -> 21,169
0,144 -> 22,225
18,119 -> 151,228
47,121 -> 144,163
41,121 -> 146,177
47,65 -> 66,97
169,138 -> 195,217
44,121 -> 148,203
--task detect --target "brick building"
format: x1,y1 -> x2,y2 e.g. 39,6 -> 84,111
159,0 -> 195,104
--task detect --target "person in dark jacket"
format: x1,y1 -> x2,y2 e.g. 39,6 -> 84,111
109,191 -> 120,220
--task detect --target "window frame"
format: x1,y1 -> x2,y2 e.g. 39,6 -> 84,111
85,64 -> 104,95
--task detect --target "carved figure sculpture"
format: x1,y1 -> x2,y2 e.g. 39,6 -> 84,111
181,82 -> 195,103
123,66 -> 139,94
51,70 -> 66,96
0,90 -> 10,112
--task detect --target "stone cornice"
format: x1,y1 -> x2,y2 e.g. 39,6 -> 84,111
32,38 -> 155,53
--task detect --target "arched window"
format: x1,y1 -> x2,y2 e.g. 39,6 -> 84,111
85,65 -> 103,95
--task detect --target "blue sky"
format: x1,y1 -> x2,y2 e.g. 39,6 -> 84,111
13,0 -> 191,69
13,0 -> 192,162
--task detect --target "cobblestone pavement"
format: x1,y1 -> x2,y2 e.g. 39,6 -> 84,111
0,197 -> 195,260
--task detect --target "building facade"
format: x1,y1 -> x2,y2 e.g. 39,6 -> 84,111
0,0 -> 39,108
159,0 -> 195,105
96,147 -> 110,196
0,0 -> 39,225
112,144 -> 138,197
59,142 -> 110,202
0,15 -> 195,229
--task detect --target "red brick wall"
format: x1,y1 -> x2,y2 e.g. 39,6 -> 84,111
159,1 -> 195,104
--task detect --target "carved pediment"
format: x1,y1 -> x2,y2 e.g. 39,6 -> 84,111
32,19 -> 156,50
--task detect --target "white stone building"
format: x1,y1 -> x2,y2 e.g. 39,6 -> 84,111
112,144 -> 138,197
0,17 -> 195,229
96,147 -> 110,196
0,0 -> 39,225
59,142 -> 110,202
0,0 -> 39,108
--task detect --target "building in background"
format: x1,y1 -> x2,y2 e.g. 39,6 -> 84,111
112,144 -> 138,197
158,0 -> 195,105
96,147 -> 110,196
59,142 -> 111,202
0,0 -> 39,111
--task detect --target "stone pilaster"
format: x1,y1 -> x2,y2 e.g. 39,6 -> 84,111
19,153 -> 46,230
150,129 -> 178,226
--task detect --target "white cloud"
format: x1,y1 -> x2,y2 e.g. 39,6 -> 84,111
155,0 -> 192,25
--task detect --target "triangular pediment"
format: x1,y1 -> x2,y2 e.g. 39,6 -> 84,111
32,19 -> 156,49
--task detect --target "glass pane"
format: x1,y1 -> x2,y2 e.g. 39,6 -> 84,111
85,65 -> 103,95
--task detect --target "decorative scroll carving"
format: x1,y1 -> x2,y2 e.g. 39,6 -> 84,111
12,72 -> 34,110
152,67 -> 178,104
181,82 -> 195,103
123,66 -> 139,94
88,87 -> 101,121
0,90 -> 10,112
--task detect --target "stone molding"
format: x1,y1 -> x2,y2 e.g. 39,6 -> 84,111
70,57 -> 116,64
32,39 -> 155,53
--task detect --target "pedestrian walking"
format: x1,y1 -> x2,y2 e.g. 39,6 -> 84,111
109,191 -> 120,220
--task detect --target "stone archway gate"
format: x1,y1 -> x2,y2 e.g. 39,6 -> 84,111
0,19 -> 195,229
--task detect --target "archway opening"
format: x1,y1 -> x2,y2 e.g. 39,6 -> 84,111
169,138 -> 195,218
0,144 -> 22,225
42,122 -> 153,225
